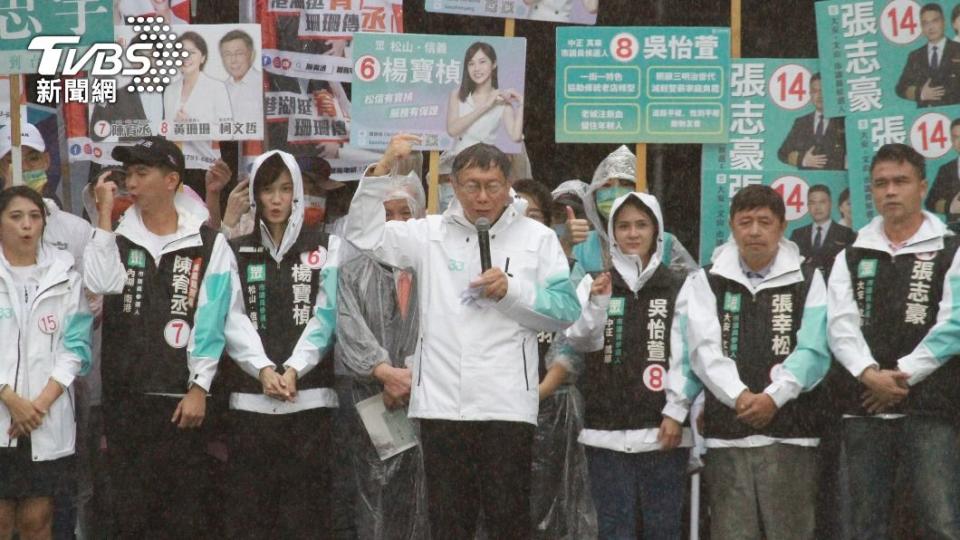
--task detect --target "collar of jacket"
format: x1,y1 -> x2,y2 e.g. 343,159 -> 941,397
115,192 -> 209,253
853,211 -> 949,255
442,201 -> 520,234
709,238 -> 805,293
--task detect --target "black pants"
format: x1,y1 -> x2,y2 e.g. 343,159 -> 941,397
420,419 -> 534,540
224,407 -> 333,539
102,394 -> 213,539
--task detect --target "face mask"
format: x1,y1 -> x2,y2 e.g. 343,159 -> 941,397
303,195 -> 326,227
439,183 -> 455,213
551,223 -> 567,239
23,169 -> 48,194
596,186 -> 632,219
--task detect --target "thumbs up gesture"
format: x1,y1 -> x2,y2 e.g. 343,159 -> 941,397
564,205 -> 590,246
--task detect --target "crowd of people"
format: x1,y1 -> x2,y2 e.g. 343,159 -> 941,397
0,122 -> 958,540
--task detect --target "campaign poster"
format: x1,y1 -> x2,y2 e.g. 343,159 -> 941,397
555,26 -> 730,144
816,0 -> 960,117
351,33 -> 527,153
700,59 -> 850,263
425,0 -> 598,25
258,0 -> 403,83
77,24 -> 264,143
0,0 -> 114,74
846,104 -> 960,225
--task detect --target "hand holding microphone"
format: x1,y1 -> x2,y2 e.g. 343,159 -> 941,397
469,217 -> 508,301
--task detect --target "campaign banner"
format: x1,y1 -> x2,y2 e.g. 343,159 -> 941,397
351,33 -> 527,153
699,170 -> 851,263
699,58 -> 850,263
816,0 -> 960,118
0,0 -> 114,74
555,26 -> 730,143
703,59 -> 848,172
425,0 -> 598,25
845,104 -> 960,225
259,0 -> 402,83
70,24 -> 263,144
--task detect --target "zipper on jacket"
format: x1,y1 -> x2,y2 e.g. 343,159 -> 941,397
8,331 -> 22,446
416,338 -> 424,386
521,337 -> 530,391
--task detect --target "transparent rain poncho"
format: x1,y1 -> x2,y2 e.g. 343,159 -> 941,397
531,334 -> 598,539
576,145 -> 698,274
334,171 -> 430,539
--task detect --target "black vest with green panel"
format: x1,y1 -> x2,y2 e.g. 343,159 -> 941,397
222,229 -> 335,394
102,226 -> 218,397
837,239 -> 960,418
703,265 -> 822,440
582,264 -> 686,431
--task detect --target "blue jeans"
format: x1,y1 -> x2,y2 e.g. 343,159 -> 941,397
585,446 -> 687,540
844,415 -> 960,540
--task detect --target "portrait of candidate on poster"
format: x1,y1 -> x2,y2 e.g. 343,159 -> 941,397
351,33 -> 527,153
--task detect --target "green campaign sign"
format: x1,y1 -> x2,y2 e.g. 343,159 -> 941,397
700,59 -> 850,263
845,104 -> 960,225
555,26 -> 730,143
816,0 -> 960,118
0,0 -> 114,74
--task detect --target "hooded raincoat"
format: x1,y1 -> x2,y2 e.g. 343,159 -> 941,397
334,171 -> 430,539
573,146 -> 698,275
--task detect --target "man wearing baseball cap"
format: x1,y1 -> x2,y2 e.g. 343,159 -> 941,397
0,122 -> 92,265
82,137 -> 272,536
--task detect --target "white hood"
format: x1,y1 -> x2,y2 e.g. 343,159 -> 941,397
606,191 -> 666,293
248,150 -> 305,262
551,179 -> 589,202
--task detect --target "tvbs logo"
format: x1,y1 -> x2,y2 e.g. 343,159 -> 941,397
27,16 -> 184,93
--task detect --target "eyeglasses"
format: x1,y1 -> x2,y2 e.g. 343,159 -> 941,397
458,180 -> 506,195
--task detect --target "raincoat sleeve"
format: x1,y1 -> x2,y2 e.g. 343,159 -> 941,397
762,269 -> 831,408
681,270 -> 748,409
494,231 -> 582,333
344,172 -> 428,270
564,274 -> 609,353
188,234 -> 272,391
545,333 -> 586,378
284,236 -> 341,376
51,273 -> 95,389
335,257 -> 391,381
897,247 -> 960,385
82,229 -> 127,295
664,274 -> 704,423
826,250 -> 880,378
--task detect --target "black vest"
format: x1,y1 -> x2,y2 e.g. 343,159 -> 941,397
102,226 -> 218,397
582,264 -> 685,431
703,265 -> 822,440
832,241 -> 960,418
221,228 -> 335,394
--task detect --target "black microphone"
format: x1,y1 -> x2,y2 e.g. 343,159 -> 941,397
476,217 -> 492,272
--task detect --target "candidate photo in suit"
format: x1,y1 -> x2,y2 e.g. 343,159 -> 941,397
790,184 -> 857,276
777,73 -> 846,170
895,3 -> 960,107
926,118 -> 960,217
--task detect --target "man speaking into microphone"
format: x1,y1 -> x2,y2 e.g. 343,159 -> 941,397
346,137 -> 581,539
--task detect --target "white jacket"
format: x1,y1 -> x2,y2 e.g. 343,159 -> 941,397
344,172 -> 581,425
83,193 -> 270,394
827,212 -> 960,385
667,239 -> 831,447
0,247 -> 93,460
